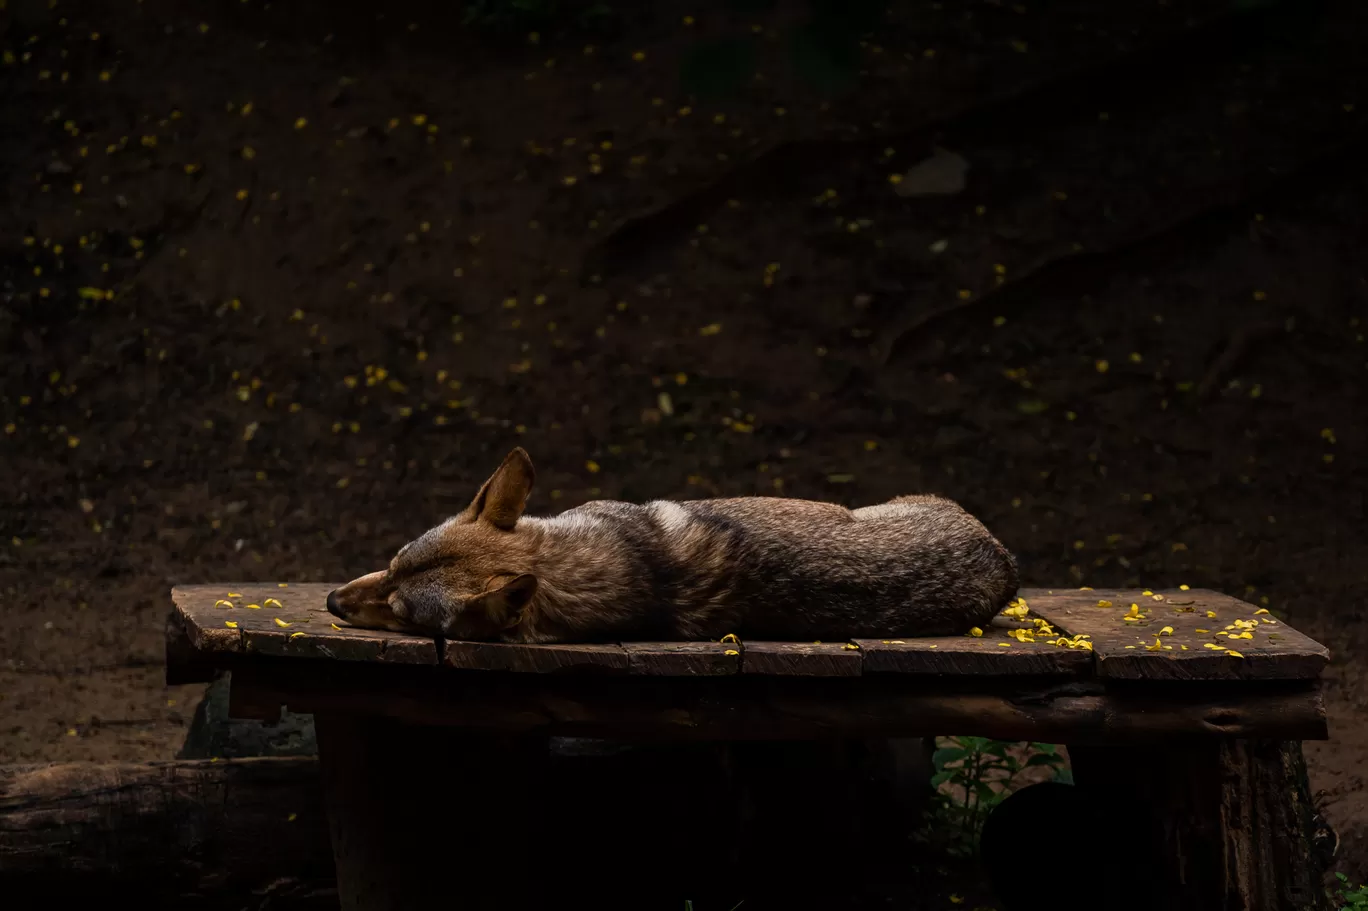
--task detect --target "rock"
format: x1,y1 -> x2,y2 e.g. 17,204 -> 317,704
894,147 -> 970,197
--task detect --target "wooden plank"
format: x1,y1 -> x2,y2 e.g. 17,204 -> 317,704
228,660 -> 1329,742
1024,587 -> 1330,681
172,584 -> 437,665
854,625 -> 1093,676
443,641 -> 630,673
741,642 -> 863,676
622,641 -> 740,676
172,583 -> 1330,682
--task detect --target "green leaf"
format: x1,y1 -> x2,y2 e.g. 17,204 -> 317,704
930,769 -> 956,788
980,741 -> 1010,758
972,780 -> 999,803
932,746 -> 969,768
1030,742 -> 1059,755
1023,752 -> 1065,768
679,37 -> 758,101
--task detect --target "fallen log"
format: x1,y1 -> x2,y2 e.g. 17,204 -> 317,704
0,758 -> 335,907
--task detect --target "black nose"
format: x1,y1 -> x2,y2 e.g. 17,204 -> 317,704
326,590 -> 341,616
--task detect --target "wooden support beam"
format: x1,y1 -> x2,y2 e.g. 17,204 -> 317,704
1068,740 -> 1333,910
225,658 -> 1328,743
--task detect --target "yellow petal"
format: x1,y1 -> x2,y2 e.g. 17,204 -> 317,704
246,603 -> 261,609
273,617 -> 291,628
969,626 -> 984,637
214,599 -> 234,609
227,592 -> 243,598
1159,626 -> 1174,635
1096,599 -> 1113,608
330,623 -> 343,631
264,597 -> 283,608
289,631 -> 306,640
1226,649 -> 1244,658
723,648 -> 739,656
720,633 -> 739,644
225,620 -> 239,628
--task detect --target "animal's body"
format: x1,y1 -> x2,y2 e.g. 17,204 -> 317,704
327,448 -> 1019,643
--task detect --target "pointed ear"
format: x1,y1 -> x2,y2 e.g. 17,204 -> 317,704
459,448 -> 535,530
470,573 -> 539,629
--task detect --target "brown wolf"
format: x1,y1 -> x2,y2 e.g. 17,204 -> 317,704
326,447 -> 1019,642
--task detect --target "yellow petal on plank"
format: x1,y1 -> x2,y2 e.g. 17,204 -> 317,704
720,633 -> 739,644
724,649 -> 739,656
227,592 -> 243,598
264,598 -> 283,608
330,623 -> 343,631
1159,626 -> 1174,635
1227,650 -> 1244,658
214,599 -> 234,608
289,632 -> 306,640
225,620 -> 239,628
246,603 -> 261,609
842,643 -> 860,650
273,617 -> 291,628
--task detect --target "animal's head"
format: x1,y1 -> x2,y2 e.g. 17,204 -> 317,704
326,447 -> 541,639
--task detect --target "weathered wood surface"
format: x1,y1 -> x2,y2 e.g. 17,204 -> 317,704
741,641 -> 863,676
226,659 -> 1328,741
0,758 -> 333,902
1027,587 -> 1330,680
171,584 -> 1331,681
1069,740 -> 1334,911
853,624 -> 1093,676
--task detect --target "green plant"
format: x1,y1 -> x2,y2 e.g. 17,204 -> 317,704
1334,873 -> 1368,910
920,737 -> 1068,858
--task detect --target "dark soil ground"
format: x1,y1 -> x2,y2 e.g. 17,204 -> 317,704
2,0 -> 1366,906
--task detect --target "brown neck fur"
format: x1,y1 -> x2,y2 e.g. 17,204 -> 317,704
501,519 -> 639,643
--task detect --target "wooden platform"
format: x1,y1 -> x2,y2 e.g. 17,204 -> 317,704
166,583 -> 1330,743
164,583 -> 1336,911
170,583 -> 1327,680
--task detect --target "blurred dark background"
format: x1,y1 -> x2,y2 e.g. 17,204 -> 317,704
2,0 -> 1365,903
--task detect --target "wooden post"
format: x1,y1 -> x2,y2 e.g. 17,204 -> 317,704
314,714 -> 551,911
1068,740 -> 1331,911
